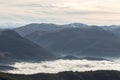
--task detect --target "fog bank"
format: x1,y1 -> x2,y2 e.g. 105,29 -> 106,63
5,59 -> 120,74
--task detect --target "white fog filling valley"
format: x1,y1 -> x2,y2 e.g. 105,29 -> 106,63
5,59 -> 120,74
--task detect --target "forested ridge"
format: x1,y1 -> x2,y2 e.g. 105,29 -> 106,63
0,70 -> 120,80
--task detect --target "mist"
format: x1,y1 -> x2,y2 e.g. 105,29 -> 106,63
3,59 -> 120,74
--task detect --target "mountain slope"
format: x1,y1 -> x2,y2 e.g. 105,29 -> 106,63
102,25 -> 120,37
0,29 -> 55,63
14,23 -> 90,37
14,23 -> 65,36
26,27 -> 120,57
1,70 -> 120,80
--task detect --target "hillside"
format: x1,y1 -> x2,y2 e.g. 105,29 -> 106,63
0,70 -> 120,80
14,23 -> 65,36
26,27 -> 120,57
0,29 -> 55,64
14,23 -> 90,37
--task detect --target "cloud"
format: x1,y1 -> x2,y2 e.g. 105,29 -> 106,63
0,0 -> 120,27
65,10 -> 120,15
5,59 -> 120,74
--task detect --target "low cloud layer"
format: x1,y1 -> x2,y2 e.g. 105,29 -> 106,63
0,0 -> 120,27
6,59 -> 120,74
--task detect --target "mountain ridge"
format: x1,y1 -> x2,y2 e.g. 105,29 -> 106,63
0,29 -> 55,64
0,70 -> 120,80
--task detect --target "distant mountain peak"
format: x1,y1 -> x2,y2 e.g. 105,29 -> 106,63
66,23 -> 89,28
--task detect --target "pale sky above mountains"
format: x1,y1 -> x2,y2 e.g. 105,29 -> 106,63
0,0 -> 120,28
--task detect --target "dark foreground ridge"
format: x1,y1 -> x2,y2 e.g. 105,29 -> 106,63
0,70 -> 120,80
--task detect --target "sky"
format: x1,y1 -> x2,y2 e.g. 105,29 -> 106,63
0,0 -> 120,28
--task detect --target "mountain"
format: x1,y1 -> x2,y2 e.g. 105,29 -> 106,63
61,55 -> 80,60
81,57 -> 109,61
102,25 -> 120,37
26,26 -> 120,57
0,65 -> 16,71
14,23 -> 120,38
1,70 -> 120,80
14,23 -> 91,37
14,23 -> 120,57
61,55 -> 108,61
14,23 -> 65,36
0,29 -> 55,64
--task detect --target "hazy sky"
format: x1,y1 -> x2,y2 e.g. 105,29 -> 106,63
0,0 -> 120,27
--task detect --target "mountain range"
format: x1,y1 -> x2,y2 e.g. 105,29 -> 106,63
0,23 -> 120,64
0,23 -> 120,79
14,23 -> 120,57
